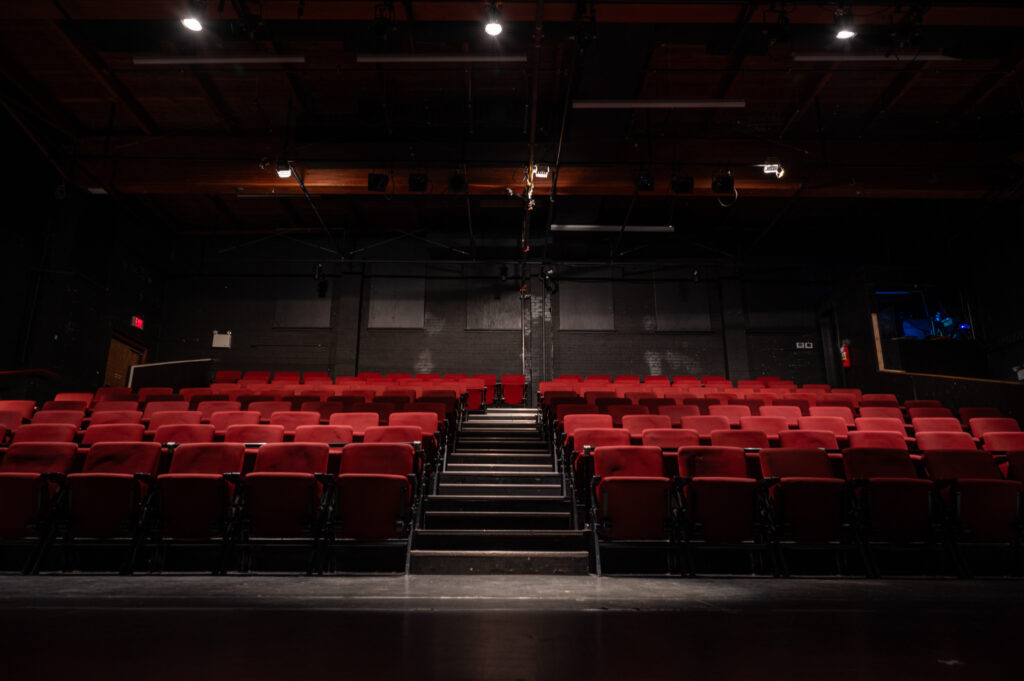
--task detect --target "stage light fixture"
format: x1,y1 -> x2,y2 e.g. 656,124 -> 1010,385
276,160 -> 292,179
182,16 -> 203,31
671,176 -> 694,194
711,171 -> 734,194
484,2 -> 503,36
368,173 -> 390,192
762,158 -> 785,179
409,173 -> 428,192
182,1 -> 204,31
635,173 -> 655,191
533,164 -> 550,179
835,7 -> 856,40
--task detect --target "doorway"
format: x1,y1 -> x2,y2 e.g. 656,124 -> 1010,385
104,335 -> 147,387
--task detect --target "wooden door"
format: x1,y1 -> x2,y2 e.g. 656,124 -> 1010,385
104,337 -> 146,387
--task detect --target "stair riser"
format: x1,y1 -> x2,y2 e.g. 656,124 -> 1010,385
436,486 -> 563,497
413,533 -> 588,551
440,473 -> 560,485
426,496 -> 570,511
409,551 -> 589,575
448,454 -> 551,465
424,514 -> 574,531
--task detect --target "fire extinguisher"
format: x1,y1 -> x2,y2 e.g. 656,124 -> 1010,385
840,341 -> 852,368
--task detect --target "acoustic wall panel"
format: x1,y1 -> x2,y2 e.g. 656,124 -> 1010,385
368,265 -> 425,329
558,281 -> 614,330
654,281 -> 712,332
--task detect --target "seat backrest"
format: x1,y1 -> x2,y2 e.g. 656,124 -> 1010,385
268,411 -> 319,430
922,449 -> 1004,481
605,404 -> 649,425
148,410 -> 202,430
197,401 -> 242,421
93,387 -> 135,403
88,410 -> 144,426
209,411 -> 260,432
915,431 -> 978,452
858,406 -> 905,421
555,404 -> 598,422
389,412 -> 438,435
91,401 -> 139,413
911,417 -> 964,433
31,410 -> 85,426
42,400 -> 90,412
904,399 -> 943,409
223,424 -> 285,444
329,412 -> 381,433
292,424 -> 355,444
681,415 -> 731,438
841,448 -> 918,479
247,400 -> 291,421
677,446 -> 748,478
738,416 -> 789,438
252,442 -> 329,473
854,417 -> 906,434
363,425 -> 422,444
958,407 -> 1002,426
640,428 -> 700,449
563,413 -> 613,436
573,427 -> 631,450
797,416 -> 848,437
11,423 -> 77,443
656,405 -> 701,426
142,401 -> 190,421
80,423 -> 146,445
710,429 -> 769,449
153,424 -> 216,444
778,430 -> 839,450
847,430 -> 908,450
53,393 -> 93,404
982,431 -> 1024,453
807,406 -> 854,427
338,443 -> 415,475
707,404 -> 752,426
593,446 -> 663,477
620,414 -> 672,438
969,417 -> 1021,438
760,447 -> 835,478
167,442 -> 246,474
0,442 -> 78,474
907,407 -> 954,420
81,442 -> 162,474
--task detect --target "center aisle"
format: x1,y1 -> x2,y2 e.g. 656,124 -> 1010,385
410,407 -> 590,574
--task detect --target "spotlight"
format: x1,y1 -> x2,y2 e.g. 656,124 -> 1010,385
762,158 -> 785,179
711,171 -> 734,194
484,2 -> 503,36
182,16 -> 203,31
671,175 -> 694,194
368,173 -> 390,192
408,173 -> 428,192
276,160 -> 292,179
448,172 -> 468,193
635,173 -> 655,191
835,7 -> 856,40
533,164 -> 550,179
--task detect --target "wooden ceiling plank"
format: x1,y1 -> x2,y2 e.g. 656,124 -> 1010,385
53,21 -> 159,134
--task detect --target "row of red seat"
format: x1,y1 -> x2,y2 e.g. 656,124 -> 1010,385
0,441 -> 421,574
587,444 -> 1024,576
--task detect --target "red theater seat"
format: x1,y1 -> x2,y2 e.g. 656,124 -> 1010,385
152,424 -> 216,445
11,424 -> 77,444
710,429 -> 769,450
916,431 -> 978,452
779,430 -> 839,450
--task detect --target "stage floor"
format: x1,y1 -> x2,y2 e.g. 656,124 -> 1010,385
2,575 -> 1018,679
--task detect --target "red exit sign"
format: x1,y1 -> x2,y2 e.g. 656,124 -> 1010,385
131,316 -> 144,330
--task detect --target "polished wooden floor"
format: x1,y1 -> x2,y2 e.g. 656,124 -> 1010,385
1,575 -> 1017,680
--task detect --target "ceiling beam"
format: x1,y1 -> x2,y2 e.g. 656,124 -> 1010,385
858,61 -> 928,137
52,21 -> 159,134
10,3 -> 1024,27
0,44 -> 84,137
943,51 -> 1024,126
778,64 -> 835,139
